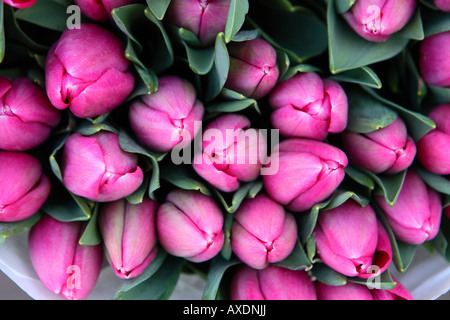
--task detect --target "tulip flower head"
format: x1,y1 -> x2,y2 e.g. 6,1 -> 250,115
74,0 -> 139,21
433,0 -> 450,11
420,31 -> 450,88
3,0 -> 36,8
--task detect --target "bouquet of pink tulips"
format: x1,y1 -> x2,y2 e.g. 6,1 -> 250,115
0,0 -> 449,301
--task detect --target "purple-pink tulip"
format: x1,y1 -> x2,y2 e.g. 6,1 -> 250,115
45,23 -> 134,119
342,117 -> 417,174
99,197 -> 158,279
230,264 -> 317,300
342,0 -> 417,42
433,0 -> 450,11
73,0 -> 139,21
129,76 -> 204,152
313,199 -> 392,279
224,38 -> 280,100
420,31 -> 450,88
375,170 -> 442,245
0,151 -> 51,222
0,77 -> 61,151
166,0 -> 231,46
156,189 -> 224,263
28,215 -> 103,300
192,114 -> 266,193
417,104 -> 450,175
262,138 -> 348,212
230,194 -> 297,270
61,131 -> 144,202
2,0 -> 36,8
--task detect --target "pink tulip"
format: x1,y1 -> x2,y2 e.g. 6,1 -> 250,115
230,264 -> 317,300
342,0 -> 417,42
417,104 -> 450,175
433,0 -> 450,11
156,189 -> 224,263
0,77 -> 60,151
375,170 -> 442,245
166,0 -> 231,46
342,117 -> 417,174
74,0 -> 139,21
28,215 -> 103,300
61,131 -> 144,202
2,0 -> 36,8
45,23 -> 134,119
230,194 -> 297,270
192,114 -> 266,193
269,72 -> 348,141
224,38 -> 280,100
313,199 -> 392,279
99,197 -> 158,279
0,151 -> 51,222
129,76 -> 204,152
262,138 -> 348,212
420,31 -> 450,88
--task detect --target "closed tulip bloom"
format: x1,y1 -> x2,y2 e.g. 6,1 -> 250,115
28,215 -> 103,300
375,170 -> 442,245
225,38 -> 280,100
342,0 -> 417,42
0,77 -> 60,151
3,0 -> 36,8
230,194 -> 297,270
263,138 -> 348,212
156,189 -> 224,263
45,23 -> 134,119
0,151 -> 51,222
61,131 -> 144,202
129,76 -> 204,152
99,197 -> 158,279
313,200 -> 392,279
74,0 -> 139,21
342,117 -> 417,174
230,265 -> 317,300
420,31 -> 450,88
433,0 -> 450,11
269,72 -> 348,141
193,114 -> 266,193
417,104 -> 450,175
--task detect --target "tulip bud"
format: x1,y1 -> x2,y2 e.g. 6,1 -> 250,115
129,76 -> 204,152
45,23 -> 134,119
230,264 -> 317,300
313,199 -> 392,279
342,0 -> 417,42
420,31 -> 450,88
375,170 -> 442,245
28,215 -> 103,300
342,117 -> 417,174
433,0 -> 450,11
192,114 -> 266,193
166,0 -> 231,46
61,131 -> 144,202
156,189 -> 224,262
0,151 -> 51,222
224,38 -> 280,100
0,77 -> 61,151
263,138 -> 348,212
230,194 -> 297,270
74,0 -> 139,21
417,104 -> 450,175
2,0 -> 36,8
99,197 -> 158,279
269,72 -> 348,141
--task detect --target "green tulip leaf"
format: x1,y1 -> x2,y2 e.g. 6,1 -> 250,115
396,7 -> 424,41
344,166 -> 376,191
14,0 -> 71,32
426,85 -> 450,106
415,166 -> 450,195
213,180 -> 264,214
274,240 -> 312,271
231,29 -> 259,42
427,217 -> 450,262
202,255 -> 241,300
422,6 -> 450,36
349,270 -> 398,290
224,0 -> 249,43
78,204 -> 101,246
204,33 -> 230,102
0,2 -> 5,64
364,169 -> 407,207
335,0 -> 356,14
183,44 -> 216,75
312,263 -> 347,286
207,97 -> 260,114
0,212 -> 42,245
160,164 -> 212,196
329,66 -> 382,89
146,0 -> 171,20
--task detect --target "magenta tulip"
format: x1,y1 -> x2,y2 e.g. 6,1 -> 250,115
61,131 -> 144,202
156,189 -> 224,263
230,194 -> 297,270
269,72 -> 348,141
28,215 -> 103,300
342,117 -> 417,174
2,0 -> 35,8
417,104 -> 450,175
45,23 -> 134,119
313,199 -> 392,279
0,77 -> 60,151
342,0 -> 417,42
262,138 -> 348,212
129,76 -> 204,152
224,38 -> 280,100
0,151 -> 51,222
230,264 -> 317,300
99,197 -> 158,279
420,31 -> 450,88
376,170 -> 442,245
192,114 -> 266,193
433,0 -> 450,11
74,0 -> 139,21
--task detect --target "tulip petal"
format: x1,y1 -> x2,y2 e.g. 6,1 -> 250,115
231,221 -> 269,269
230,265 -> 266,300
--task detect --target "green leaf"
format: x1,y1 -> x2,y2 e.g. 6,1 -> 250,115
204,33 -> 230,101
207,97 -> 260,114
275,240 -> 312,271
14,0 -> 70,32
415,166 -> 450,195
426,85 -> 450,106
202,255 -> 241,300
183,44 -> 216,75
344,166 -> 376,191
160,164 -> 212,196
397,8 -> 424,41
0,212 -> 42,245
213,180 -> 263,213
335,0 -> 356,14
349,270 -> 398,290
78,204 -> 101,246
312,263 -> 347,286
146,0 -> 171,20
224,0 -> 249,43
280,64 -> 322,82
364,169 -> 407,207
0,2 -> 5,63
422,6 -> 450,36
329,66 -> 382,89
